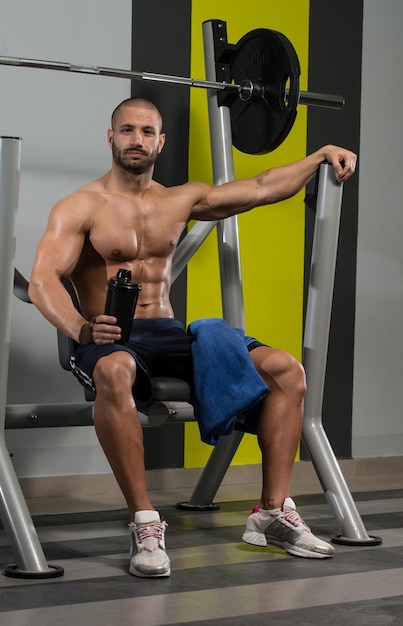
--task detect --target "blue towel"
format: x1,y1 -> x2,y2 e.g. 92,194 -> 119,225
188,318 -> 269,445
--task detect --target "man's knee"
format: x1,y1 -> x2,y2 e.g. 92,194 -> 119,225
93,351 -> 137,396
274,351 -> 306,396
287,356 -> 307,397
252,347 -> 307,397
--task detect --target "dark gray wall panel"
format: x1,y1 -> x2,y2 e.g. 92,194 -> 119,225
131,0 -> 192,469
304,0 -> 363,459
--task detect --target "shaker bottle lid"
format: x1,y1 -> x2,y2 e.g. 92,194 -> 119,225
111,268 -> 141,291
116,268 -> 132,283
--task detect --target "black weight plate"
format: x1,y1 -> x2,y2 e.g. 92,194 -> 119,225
230,28 -> 300,154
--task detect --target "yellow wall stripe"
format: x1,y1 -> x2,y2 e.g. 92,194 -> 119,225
186,0 -> 310,467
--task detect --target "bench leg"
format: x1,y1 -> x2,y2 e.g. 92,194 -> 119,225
177,430 -> 244,510
0,438 -> 64,577
0,138 -> 64,577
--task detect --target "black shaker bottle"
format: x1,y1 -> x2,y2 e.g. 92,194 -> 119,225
104,269 -> 141,344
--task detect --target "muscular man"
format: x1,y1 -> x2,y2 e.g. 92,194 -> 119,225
29,97 -> 357,578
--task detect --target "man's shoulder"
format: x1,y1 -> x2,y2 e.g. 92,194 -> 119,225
48,181 -> 108,228
59,178 -> 109,209
149,180 -> 211,223
76,175 -> 109,197
153,180 -> 211,207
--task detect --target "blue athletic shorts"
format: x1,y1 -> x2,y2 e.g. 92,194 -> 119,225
70,318 -> 265,404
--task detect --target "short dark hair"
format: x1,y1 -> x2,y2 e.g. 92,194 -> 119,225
111,97 -> 163,131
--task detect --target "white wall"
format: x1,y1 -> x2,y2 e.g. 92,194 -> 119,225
1,0 -> 132,476
353,0 -> 403,456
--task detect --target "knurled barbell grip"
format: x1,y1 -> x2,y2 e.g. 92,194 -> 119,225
0,55 -> 240,93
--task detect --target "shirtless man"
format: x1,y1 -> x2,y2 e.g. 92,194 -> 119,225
29,97 -> 357,578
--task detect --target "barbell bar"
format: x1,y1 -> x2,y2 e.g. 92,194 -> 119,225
0,53 -> 344,110
0,23 -> 345,154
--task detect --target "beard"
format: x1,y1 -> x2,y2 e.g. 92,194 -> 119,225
112,141 -> 159,174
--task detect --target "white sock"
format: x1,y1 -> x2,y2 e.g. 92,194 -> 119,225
259,507 -> 279,517
259,497 -> 295,516
134,510 -> 160,524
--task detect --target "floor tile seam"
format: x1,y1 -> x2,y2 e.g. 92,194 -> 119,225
21,488 -> 403,518
24,498 -> 403,524
1,520 -> 401,553
2,568 -> 403,624
1,522 -> 398,551
18,496 -> 386,527
3,498 -> 397,533
2,548 -> 403,599
183,567 -> 403,612
4,505 -> 399,540
0,544 -> 290,587
15,489 -> 403,522
1,525 -> 401,569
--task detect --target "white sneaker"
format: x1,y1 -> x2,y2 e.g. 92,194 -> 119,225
242,497 -> 335,559
129,510 -> 171,577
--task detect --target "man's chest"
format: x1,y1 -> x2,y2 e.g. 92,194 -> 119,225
88,205 -> 186,262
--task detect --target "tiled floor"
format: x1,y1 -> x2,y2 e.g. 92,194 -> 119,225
1,485 -> 403,625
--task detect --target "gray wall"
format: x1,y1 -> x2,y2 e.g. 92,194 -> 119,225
2,0 -> 131,476
353,0 -> 403,456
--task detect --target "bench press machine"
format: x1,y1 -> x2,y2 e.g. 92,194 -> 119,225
0,19 -> 381,578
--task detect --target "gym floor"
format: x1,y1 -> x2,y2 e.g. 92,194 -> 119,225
1,477 -> 403,625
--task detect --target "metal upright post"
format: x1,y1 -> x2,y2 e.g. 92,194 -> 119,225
178,20 -> 244,510
203,23 -> 245,330
303,163 -> 381,545
0,137 -> 64,577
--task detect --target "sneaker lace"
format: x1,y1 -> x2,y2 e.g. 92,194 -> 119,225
282,508 -> 310,532
131,520 -> 167,552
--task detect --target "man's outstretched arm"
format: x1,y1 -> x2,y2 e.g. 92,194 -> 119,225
189,144 -> 357,221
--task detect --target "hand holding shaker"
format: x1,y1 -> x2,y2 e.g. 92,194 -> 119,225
104,269 -> 141,344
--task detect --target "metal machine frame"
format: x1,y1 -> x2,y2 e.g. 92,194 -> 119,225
0,20 -> 379,578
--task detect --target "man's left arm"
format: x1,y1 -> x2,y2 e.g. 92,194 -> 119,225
189,144 -> 357,221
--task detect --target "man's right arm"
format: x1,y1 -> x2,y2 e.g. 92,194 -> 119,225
28,195 -> 92,343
